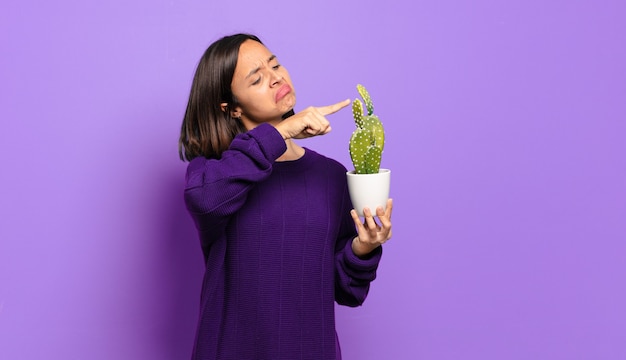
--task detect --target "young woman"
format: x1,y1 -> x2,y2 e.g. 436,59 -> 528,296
178,33 -> 393,360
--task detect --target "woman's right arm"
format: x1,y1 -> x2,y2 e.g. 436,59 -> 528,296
184,123 -> 287,230
184,98 -> 349,218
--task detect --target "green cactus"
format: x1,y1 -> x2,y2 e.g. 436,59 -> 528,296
349,84 -> 385,174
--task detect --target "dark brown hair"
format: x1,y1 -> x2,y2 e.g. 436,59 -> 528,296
178,33 -> 262,161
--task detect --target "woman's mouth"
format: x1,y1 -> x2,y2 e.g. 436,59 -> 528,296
275,84 -> 292,103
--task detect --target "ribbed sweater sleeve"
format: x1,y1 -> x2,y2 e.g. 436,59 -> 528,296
184,123 -> 287,236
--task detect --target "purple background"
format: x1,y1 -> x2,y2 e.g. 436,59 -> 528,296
1,0 -> 625,359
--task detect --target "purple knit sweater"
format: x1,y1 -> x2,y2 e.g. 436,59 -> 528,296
184,123 -> 382,360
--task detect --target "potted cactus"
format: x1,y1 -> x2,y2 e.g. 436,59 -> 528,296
346,84 -> 390,216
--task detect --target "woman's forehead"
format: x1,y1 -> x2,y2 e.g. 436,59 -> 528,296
239,41 -> 273,62
234,41 -> 276,78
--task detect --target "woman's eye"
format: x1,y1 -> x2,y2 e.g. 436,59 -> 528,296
272,64 -> 281,70
252,77 -> 261,85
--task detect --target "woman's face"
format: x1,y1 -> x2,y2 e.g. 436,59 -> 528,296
229,40 -> 296,129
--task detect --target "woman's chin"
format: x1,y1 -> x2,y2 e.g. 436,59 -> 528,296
279,94 -> 296,112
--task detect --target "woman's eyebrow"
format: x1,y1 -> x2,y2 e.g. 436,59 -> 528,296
245,55 -> 277,79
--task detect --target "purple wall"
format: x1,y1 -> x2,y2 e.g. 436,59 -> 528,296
1,0 -> 625,359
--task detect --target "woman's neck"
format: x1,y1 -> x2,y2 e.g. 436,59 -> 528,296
277,139 -> 304,162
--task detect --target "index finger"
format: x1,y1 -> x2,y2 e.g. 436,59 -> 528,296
350,209 -> 365,231
317,99 -> 351,116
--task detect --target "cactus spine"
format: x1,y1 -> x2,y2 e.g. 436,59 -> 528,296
349,84 -> 385,174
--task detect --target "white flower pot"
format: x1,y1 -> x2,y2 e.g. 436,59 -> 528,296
346,169 -> 391,217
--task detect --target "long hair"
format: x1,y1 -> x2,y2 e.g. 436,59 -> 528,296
178,33 -> 262,161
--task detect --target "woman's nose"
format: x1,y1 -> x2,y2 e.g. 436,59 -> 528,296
270,70 -> 283,87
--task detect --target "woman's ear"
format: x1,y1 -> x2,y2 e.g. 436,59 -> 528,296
220,102 -> 242,118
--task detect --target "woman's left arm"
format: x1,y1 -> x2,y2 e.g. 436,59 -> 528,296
334,196 -> 393,307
